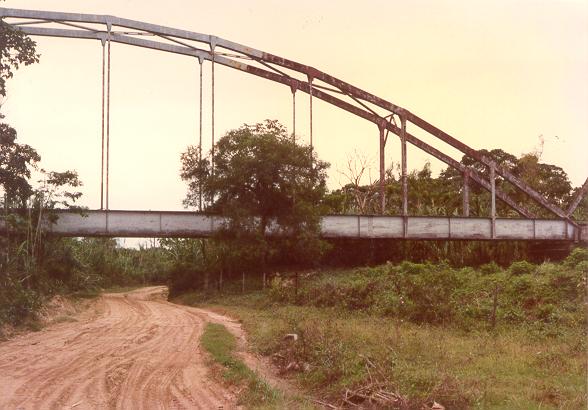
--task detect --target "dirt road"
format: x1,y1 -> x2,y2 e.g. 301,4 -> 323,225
0,287 -> 239,409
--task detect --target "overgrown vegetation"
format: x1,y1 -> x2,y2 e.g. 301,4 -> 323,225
0,22 -> 174,330
2,17 -> 587,408
326,146 -> 586,221
0,238 -> 172,329
176,249 -> 588,409
171,120 -> 331,296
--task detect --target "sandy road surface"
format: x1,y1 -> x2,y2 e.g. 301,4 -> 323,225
0,287 -> 238,409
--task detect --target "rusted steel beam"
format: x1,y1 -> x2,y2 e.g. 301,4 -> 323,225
401,117 -> 408,217
405,114 -> 570,220
1,8 -> 580,222
5,21 -> 544,220
463,170 -> 470,217
308,76 -> 313,154
100,40 -> 105,210
379,124 -> 386,214
260,52 -> 405,115
382,122 -> 535,218
400,117 -> 408,236
198,57 -> 204,211
105,34 -> 111,210
567,178 -> 588,217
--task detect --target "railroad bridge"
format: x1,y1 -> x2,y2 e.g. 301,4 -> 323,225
1,8 -> 586,242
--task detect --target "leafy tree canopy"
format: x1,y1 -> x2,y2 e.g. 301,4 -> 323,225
180,120 -> 330,269
0,17 -> 40,206
326,147 -> 581,219
1,18 -> 39,97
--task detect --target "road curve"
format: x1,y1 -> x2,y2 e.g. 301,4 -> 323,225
0,286 -> 236,409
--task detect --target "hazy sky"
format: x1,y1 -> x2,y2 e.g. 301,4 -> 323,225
3,0 -> 587,212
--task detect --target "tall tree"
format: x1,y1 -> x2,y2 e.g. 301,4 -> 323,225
1,16 -> 40,206
181,120 -> 330,276
1,18 -> 39,98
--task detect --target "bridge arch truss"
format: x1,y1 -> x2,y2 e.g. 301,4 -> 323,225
1,7 -> 586,240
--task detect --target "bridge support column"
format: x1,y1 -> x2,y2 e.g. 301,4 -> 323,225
100,39 -> 106,210
401,116 -> 408,235
210,40 -> 216,205
379,123 -> 386,214
105,30 -> 111,210
490,165 -> 496,238
198,57 -> 204,211
463,169 -> 470,217
290,81 -> 297,142
308,75 -> 314,164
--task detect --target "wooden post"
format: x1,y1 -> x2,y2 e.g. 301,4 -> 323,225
263,271 -> 266,289
490,165 -> 496,239
463,169 -> 470,217
379,123 -> 386,214
490,285 -> 499,329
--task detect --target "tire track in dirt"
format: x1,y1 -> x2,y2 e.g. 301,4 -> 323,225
0,286 -> 236,409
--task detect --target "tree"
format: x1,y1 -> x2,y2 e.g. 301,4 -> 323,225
0,123 -> 40,207
180,120 -> 330,278
0,18 -> 83,288
1,18 -> 40,206
1,18 -> 39,98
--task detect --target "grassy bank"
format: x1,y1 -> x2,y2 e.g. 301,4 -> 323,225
200,322 -> 312,409
175,249 -> 588,409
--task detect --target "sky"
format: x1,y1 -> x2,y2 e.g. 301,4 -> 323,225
2,0 -> 587,213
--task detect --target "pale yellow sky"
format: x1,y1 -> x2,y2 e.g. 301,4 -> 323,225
3,0 -> 587,212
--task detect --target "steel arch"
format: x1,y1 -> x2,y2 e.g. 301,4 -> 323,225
1,7 -> 585,226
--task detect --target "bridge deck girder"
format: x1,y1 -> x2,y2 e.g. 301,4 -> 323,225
1,210 -> 582,242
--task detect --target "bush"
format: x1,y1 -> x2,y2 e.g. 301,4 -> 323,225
266,259 -> 586,330
509,260 -> 536,275
479,261 -> 501,275
168,264 -> 205,296
564,247 -> 588,268
0,278 -> 43,326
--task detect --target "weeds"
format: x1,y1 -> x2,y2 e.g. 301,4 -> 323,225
178,251 -> 588,408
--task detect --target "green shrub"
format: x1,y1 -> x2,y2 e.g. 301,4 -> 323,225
264,259 -> 585,330
564,247 -> 588,268
0,279 -> 43,326
509,260 -> 536,275
479,261 -> 501,275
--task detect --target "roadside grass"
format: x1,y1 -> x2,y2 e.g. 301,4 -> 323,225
178,250 -> 588,409
201,322 -> 307,408
195,303 -> 586,409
